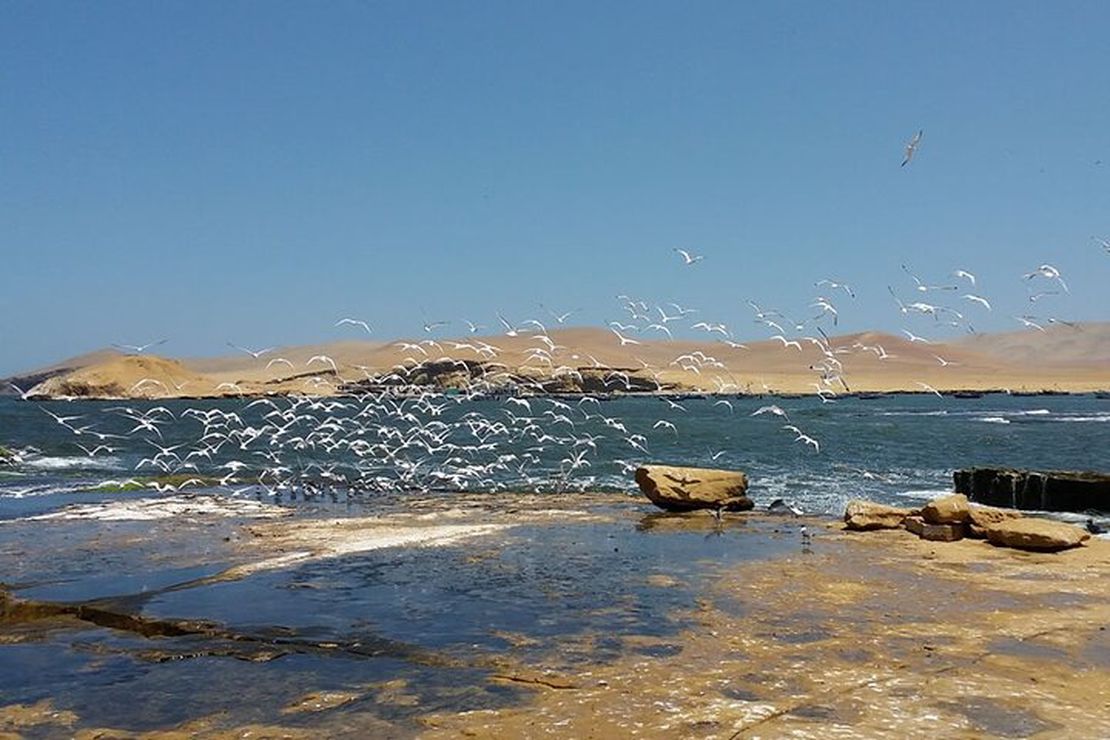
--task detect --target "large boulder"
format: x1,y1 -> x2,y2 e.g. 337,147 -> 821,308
843,500 -> 912,531
634,465 -> 752,512
954,468 -> 1110,513
966,504 -> 1022,539
921,494 -> 971,525
985,519 -> 1091,552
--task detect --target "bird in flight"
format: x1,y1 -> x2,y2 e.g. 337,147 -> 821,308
227,342 -> 274,359
952,269 -> 976,286
901,129 -> 923,167
113,339 -> 167,354
335,318 -> 372,335
673,248 -> 704,265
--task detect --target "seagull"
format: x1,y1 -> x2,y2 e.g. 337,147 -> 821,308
901,329 -> 931,344
963,294 -> 992,311
1023,264 -> 1069,293
542,305 -> 578,324
952,269 -> 976,286
1092,236 -> 1110,254
497,314 -> 519,337
423,321 -> 450,333
611,328 -> 641,346
815,279 -> 855,298
1014,315 -> 1046,332
1028,291 -> 1059,303
113,339 -> 167,354
307,355 -> 338,373
782,425 -> 820,452
751,405 -> 790,421
673,248 -> 704,265
227,342 -> 275,359
652,419 -> 678,434
902,264 -> 956,292
915,381 -> 944,398
901,129 -> 923,167
335,318 -> 372,335
934,355 -> 960,367
770,335 -> 802,351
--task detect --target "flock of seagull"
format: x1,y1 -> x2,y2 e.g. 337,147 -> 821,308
11,132 -> 1103,506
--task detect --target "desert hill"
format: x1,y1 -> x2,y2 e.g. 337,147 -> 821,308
5,323 -> 1108,400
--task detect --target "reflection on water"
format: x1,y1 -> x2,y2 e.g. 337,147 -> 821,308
0,494 -> 796,733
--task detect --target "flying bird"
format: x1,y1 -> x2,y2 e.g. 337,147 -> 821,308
952,269 -> 976,286
113,339 -> 167,354
335,318 -> 372,335
673,248 -> 704,265
962,294 -> 991,311
227,342 -> 274,359
901,129 -> 923,167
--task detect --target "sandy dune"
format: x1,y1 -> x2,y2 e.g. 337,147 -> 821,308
8,323 -> 1110,399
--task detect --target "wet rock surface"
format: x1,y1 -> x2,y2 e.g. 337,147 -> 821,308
1,492 -> 1108,738
955,467 -> 1110,513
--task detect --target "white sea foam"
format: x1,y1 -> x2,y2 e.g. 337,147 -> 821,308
894,488 -> 951,501
977,417 -> 1011,424
24,455 -> 121,471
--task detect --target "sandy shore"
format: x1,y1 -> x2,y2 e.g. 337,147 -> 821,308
421,524 -> 1110,738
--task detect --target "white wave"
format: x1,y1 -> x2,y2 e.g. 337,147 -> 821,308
976,417 -> 1011,424
894,488 -> 951,501
875,411 -> 949,417
1050,415 -> 1110,423
23,455 -> 122,471
4,494 -> 291,523
0,484 -> 85,499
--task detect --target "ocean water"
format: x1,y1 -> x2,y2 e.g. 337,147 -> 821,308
2,393 -> 1108,520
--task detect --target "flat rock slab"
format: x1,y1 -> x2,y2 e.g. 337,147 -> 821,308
986,518 -> 1091,552
635,465 -> 752,512
905,516 -> 965,542
843,500 -> 912,531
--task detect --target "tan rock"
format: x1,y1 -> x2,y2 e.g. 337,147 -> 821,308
843,500 -> 912,531
985,518 -> 1091,552
966,504 -> 1022,539
921,493 -> 971,524
634,465 -> 752,512
904,515 -> 965,542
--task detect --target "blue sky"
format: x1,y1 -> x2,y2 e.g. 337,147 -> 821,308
2,1 -> 1108,375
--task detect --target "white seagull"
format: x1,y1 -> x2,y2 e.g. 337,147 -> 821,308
901,129 -> 923,167
673,248 -> 704,265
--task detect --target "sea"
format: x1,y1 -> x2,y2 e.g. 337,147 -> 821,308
2,393 -> 1109,522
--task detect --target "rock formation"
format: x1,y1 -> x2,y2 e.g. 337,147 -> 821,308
634,465 -> 752,512
954,468 -> 1110,513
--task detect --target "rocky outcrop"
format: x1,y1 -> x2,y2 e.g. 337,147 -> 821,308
843,500 -> 913,531
921,494 -> 971,525
954,468 -> 1110,513
634,465 -> 752,512
966,504 -> 1022,539
985,519 -> 1091,552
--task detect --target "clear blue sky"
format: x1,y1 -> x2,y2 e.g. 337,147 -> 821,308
2,1 -> 1108,375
